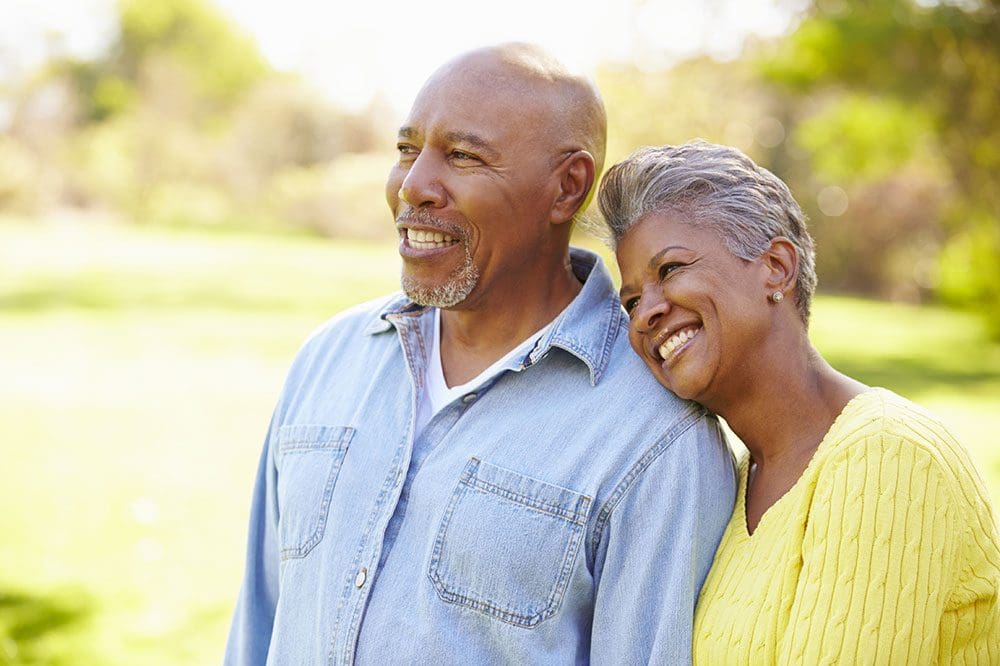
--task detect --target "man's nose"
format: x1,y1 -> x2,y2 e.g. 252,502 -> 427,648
399,152 -> 446,208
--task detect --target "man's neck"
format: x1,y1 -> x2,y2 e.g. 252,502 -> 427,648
438,261 -> 582,386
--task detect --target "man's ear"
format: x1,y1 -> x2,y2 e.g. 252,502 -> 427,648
551,151 -> 596,225
761,237 -> 798,293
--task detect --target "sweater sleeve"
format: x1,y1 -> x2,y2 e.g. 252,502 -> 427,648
778,431 -> 960,665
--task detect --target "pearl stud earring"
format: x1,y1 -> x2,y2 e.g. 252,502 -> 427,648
771,291 -> 784,303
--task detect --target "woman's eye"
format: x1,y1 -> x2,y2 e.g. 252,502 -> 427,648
659,263 -> 682,280
623,297 -> 639,315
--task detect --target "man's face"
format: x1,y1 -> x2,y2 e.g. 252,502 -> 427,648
386,62 -> 559,309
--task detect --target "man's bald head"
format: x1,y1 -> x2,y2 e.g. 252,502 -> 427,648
387,43 -> 607,309
422,43 -> 607,181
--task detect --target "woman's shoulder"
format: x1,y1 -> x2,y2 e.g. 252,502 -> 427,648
818,387 -> 994,519
823,387 -> 962,462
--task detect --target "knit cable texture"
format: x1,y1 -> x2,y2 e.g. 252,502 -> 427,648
693,388 -> 1000,664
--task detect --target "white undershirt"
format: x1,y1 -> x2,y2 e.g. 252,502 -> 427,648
414,308 -> 553,439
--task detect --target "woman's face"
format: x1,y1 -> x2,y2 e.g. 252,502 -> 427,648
616,210 -> 772,403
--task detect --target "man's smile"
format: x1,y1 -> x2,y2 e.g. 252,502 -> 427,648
401,227 -> 461,251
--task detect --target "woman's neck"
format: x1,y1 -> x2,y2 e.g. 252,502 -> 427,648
709,337 -> 867,470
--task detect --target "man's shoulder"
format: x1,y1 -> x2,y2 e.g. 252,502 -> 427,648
300,292 -> 405,350
594,319 -> 694,412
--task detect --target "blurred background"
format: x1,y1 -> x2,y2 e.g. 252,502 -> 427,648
1,0 -> 998,663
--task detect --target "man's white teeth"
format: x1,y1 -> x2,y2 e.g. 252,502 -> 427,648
406,228 -> 457,249
659,328 -> 698,359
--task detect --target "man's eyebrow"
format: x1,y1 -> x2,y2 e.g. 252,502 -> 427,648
443,131 -> 500,160
396,127 -> 499,160
618,245 -> 688,298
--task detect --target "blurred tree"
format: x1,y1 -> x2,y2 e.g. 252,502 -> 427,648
762,0 -> 1000,333
790,92 -> 950,300
1,0 -> 392,238
222,77 -> 376,196
114,0 -> 268,120
36,0 -> 268,126
597,56 -> 773,166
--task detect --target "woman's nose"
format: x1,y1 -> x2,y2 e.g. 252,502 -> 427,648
633,288 -> 669,334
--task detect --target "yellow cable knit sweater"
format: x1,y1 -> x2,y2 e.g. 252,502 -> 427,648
693,388 -> 1000,664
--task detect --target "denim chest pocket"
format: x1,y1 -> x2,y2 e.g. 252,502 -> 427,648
429,457 -> 592,628
275,425 -> 354,560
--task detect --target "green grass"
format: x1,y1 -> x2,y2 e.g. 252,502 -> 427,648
811,296 -> 1000,478
1,221 -> 998,664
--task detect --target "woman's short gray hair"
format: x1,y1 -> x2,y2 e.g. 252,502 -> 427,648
598,140 -> 817,322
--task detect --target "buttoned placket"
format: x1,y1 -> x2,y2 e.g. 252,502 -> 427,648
333,310 -> 499,665
327,312 -> 420,665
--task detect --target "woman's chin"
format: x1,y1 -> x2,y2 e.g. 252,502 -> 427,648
652,361 -> 710,403
670,383 -> 701,403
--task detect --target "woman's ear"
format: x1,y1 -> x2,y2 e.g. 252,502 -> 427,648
761,237 -> 798,293
551,151 -> 596,225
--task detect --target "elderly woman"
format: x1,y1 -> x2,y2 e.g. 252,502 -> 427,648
599,140 -> 999,663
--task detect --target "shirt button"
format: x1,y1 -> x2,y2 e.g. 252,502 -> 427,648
462,393 -> 477,404
355,567 -> 367,588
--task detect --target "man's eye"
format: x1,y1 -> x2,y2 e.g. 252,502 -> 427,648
450,150 -> 479,162
397,144 -> 418,157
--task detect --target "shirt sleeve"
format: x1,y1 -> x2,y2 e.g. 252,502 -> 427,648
589,415 -> 736,665
778,432 -> 960,665
224,419 -> 282,666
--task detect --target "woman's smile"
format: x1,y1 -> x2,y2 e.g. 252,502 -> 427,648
650,323 -> 702,366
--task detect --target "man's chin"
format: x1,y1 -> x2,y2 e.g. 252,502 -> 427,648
401,274 -> 479,309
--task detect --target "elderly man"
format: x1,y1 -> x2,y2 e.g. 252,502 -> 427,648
226,43 -> 735,664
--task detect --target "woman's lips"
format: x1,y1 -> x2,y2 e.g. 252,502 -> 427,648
653,325 -> 701,364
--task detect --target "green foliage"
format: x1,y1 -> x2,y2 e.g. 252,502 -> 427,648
936,214 -> 1000,337
47,59 -> 134,123
763,0 -> 996,104
116,0 -> 268,112
90,76 -> 134,120
0,0 -> 393,238
763,0 -> 1000,335
0,589 -> 96,665
795,93 -> 938,183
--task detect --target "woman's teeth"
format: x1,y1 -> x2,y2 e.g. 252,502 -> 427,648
659,328 -> 698,359
406,228 -> 458,249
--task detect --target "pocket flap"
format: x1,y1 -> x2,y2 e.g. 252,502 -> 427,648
462,458 -> 592,526
277,425 -> 355,453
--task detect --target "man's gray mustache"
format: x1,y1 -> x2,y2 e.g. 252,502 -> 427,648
395,209 -> 466,239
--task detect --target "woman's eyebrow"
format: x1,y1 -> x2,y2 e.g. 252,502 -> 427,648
619,245 -> 689,298
646,245 -> 687,270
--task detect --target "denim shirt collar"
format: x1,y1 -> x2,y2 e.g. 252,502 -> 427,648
361,247 -> 623,386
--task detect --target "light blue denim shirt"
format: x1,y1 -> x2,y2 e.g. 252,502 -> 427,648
225,248 -> 736,665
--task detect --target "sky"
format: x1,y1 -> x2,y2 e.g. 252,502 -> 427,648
2,0 -> 805,113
